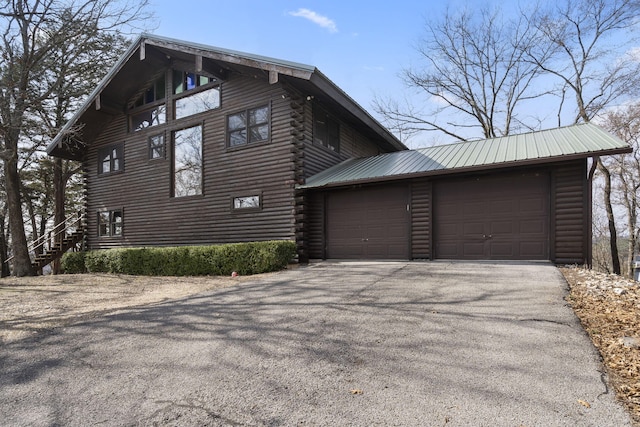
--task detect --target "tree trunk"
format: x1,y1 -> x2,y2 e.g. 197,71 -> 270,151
52,158 -> 66,275
4,156 -> 34,276
597,160 -> 621,275
0,208 -> 10,277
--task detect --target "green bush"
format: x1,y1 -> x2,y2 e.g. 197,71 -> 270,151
65,240 -> 296,276
60,251 -> 87,274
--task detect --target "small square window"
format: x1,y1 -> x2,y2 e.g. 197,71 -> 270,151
227,105 -> 269,147
98,143 -> 124,174
149,134 -> 165,159
98,210 -> 123,237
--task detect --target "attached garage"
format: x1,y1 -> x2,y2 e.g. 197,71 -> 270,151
300,123 -> 631,264
433,171 -> 549,260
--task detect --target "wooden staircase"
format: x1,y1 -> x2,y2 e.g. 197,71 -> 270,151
29,213 -> 86,271
31,227 -> 86,270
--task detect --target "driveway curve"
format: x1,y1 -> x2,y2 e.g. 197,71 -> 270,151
0,261 -> 632,426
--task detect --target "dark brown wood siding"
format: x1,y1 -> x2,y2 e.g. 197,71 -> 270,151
410,179 -> 432,259
551,160 -> 588,264
85,73 -> 298,250
306,191 -> 326,259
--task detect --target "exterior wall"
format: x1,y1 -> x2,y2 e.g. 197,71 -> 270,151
410,179 -> 432,259
551,160 -> 589,264
85,73 -> 298,249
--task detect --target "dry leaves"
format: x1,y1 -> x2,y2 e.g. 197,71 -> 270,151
561,266 -> 640,426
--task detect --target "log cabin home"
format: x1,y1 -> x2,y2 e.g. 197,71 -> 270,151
48,34 -> 631,265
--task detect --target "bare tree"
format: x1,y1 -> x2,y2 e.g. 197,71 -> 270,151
601,103 -> 640,277
526,0 -> 640,274
374,5 -> 551,142
0,0 -> 152,276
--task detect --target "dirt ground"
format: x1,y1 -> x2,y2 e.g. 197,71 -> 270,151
0,272 -> 270,344
560,266 -> 640,426
1,266 -> 638,424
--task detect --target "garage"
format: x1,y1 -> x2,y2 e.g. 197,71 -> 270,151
433,171 -> 550,260
325,185 -> 410,259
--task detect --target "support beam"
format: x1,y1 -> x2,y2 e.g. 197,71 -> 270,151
269,69 -> 279,84
195,55 -> 203,73
140,40 -> 146,60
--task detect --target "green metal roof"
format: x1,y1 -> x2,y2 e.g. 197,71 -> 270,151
300,123 -> 632,189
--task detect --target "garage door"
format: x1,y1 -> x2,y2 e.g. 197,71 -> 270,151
434,172 -> 549,260
326,185 -> 410,259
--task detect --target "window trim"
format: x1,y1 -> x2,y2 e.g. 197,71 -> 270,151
226,104 -> 271,149
97,143 -> 124,175
97,209 -> 123,238
231,193 -> 263,212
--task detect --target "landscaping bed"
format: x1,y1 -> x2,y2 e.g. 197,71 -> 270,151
561,266 -> 640,425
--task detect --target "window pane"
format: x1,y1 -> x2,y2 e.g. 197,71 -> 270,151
249,106 -> 268,125
228,112 -> 246,131
101,159 -> 111,174
149,134 -> 164,159
229,130 -> 247,147
173,70 -> 184,94
111,211 -> 122,236
132,105 -> 166,131
234,196 -> 260,209
249,125 -> 269,143
174,87 -> 221,120
174,125 -> 203,197
186,73 -> 196,90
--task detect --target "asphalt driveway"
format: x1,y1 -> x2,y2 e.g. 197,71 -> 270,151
0,261 -> 632,426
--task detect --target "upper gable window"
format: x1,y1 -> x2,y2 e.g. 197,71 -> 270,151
175,87 -> 221,120
313,105 -> 340,153
173,71 -> 217,95
227,105 -> 270,147
98,143 -> 124,174
131,105 -> 166,131
132,75 -> 166,108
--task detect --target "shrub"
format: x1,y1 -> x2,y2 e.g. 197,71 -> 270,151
68,240 -> 296,276
60,251 -> 87,274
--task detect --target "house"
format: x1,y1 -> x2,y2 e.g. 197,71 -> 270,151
48,34 -> 631,266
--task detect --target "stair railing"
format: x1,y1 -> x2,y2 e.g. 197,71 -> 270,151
4,211 -> 86,266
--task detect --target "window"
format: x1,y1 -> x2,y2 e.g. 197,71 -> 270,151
131,104 -> 166,131
132,75 -> 166,108
149,134 -> 165,159
173,125 -> 203,197
233,195 -> 261,210
98,144 -> 124,174
173,71 -> 216,94
174,87 -> 221,120
227,105 -> 270,147
313,105 -> 340,152
98,210 -> 123,237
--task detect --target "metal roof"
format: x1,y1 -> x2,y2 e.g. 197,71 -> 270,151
300,123 -> 632,189
47,34 -> 406,159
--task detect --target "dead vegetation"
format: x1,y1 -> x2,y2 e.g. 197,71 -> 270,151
561,266 -> 640,425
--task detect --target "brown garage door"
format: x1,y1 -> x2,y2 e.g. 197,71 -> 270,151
326,185 -> 410,259
434,172 -> 550,260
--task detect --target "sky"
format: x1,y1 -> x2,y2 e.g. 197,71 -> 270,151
148,0 -> 455,148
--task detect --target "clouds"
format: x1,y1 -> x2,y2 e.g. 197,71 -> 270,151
289,8 -> 338,33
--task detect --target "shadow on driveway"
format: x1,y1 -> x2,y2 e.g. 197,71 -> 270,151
0,261 -> 632,426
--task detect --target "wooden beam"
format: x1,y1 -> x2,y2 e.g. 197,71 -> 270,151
140,40 -> 146,60
269,69 -> 278,84
195,55 -> 202,72
95,94 -> 101,110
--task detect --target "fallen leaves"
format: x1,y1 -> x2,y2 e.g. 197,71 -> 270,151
561,267 -> 640,425
578,399 -> 591,409
349,389 -> 363,395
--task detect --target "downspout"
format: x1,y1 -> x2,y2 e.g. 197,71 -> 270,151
586,156 -> 599,268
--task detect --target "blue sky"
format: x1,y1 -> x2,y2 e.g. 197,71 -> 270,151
149,0 -> 454,147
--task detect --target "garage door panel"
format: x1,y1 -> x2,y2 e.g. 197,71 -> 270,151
463,242 -> 485,257
326,185 -> 410,259
435,172 -> 550,260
